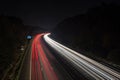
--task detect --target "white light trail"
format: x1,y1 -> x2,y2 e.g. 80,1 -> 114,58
43,33 -> 120,80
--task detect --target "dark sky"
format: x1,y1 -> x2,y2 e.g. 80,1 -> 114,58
0,0 -> 120,30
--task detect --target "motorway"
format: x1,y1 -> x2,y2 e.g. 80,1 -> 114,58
20,33 -> 120,80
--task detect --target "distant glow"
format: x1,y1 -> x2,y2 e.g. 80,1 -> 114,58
47,33 -> 51,35
45,32 -> 51,36
27,35 -> 32,39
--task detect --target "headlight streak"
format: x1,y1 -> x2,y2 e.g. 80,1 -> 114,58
43,33 -> 120,80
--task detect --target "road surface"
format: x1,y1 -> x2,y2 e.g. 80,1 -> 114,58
19,33 -> 120,80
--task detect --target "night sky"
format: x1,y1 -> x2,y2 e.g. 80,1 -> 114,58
0,0 -> 120,30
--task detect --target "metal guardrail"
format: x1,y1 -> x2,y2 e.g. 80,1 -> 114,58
15,40 -> 32,80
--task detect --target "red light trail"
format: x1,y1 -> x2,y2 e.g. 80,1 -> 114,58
31,34 -> 58,80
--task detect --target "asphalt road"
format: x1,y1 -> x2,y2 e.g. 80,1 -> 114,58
19,33 -> 120,80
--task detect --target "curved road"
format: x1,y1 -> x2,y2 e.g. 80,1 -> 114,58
19,33 -> 120,80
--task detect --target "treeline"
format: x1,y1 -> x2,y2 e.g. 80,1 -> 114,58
0,15 -> 31,78
52,3 -> 120,65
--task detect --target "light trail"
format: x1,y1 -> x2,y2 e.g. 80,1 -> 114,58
31,34 -> 58,80
43,33 -> 120,80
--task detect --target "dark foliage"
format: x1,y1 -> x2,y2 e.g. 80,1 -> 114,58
52,3 -> 120,65
0,15 -> 30,78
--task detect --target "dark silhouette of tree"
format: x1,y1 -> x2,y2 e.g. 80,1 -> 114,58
0,15 -> 31,78
52,3 -> 120,65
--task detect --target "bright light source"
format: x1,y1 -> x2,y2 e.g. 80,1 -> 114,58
27,35 -> 32,39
